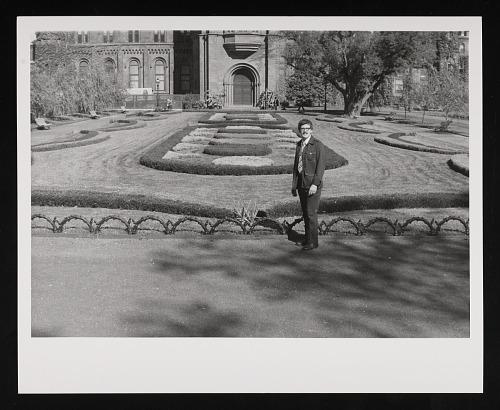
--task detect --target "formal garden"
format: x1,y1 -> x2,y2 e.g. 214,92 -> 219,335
30,30 -> 470,237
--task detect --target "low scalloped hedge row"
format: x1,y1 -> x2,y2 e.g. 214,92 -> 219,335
31,135 -> 110,152
31,189 -> 233,218
139,125 -> 348,175
375,133 -> 468,155
32,189 -> 469,219
32,130 -> 99,148
203,144 -> 272,156
267,192 -> 469,217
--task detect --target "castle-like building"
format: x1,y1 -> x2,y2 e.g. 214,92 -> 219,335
31,30 -> 468,109
31,30 -> 288,108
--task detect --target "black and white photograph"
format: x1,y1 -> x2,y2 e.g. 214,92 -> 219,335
18,16 -> 482,393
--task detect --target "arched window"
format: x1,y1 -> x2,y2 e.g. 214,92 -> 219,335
104,58 -> 115,74
129,59 -> 140,88
79,59 -> 89,74
154,58 -> 166,91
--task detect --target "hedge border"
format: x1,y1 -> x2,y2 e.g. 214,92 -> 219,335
139,125 -> 348,175
447,155 -> 469,177
32,130 -> 99,148
375,133 -> 468,155
31,189 -> 469,219
337,122 -> 383,134
203,144 -> 272,156
31,135 -> 111,152
198,111 -> 288,125
98,119 -> 147,132
267,192 -> 469,218
31,189 -> 233,219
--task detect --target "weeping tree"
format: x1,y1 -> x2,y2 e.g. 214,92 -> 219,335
31,55 -> 126,118
284,31 -> 457,118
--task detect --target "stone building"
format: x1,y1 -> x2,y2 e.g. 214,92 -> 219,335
31,30 -> 288,108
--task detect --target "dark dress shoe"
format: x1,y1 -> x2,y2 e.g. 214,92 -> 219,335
301,244 -> 318,251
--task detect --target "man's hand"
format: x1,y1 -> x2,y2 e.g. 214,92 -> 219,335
308,184 -> 317,196
291,189 -> 297,197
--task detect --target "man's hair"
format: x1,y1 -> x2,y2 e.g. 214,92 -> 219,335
298,119 -> 313,130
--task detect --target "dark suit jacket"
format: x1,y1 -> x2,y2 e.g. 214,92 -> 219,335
292,136 -> 326,190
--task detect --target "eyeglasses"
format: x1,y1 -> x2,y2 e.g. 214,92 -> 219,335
299,127 -> 311,131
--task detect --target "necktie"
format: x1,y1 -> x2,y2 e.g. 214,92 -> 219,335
297,143 -> 305,173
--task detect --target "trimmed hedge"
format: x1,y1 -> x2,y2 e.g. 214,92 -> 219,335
217,128 -> 267,134
198,111 -> 288,125
267,192 -> 470,217
31,134 -> 110,152
32,130 -> 99,148
375,133 -> 468,155
99,119 -> 146,132
203,144 -> 272,156
337,122 -> 383,134
447,156 -> 469,177
31,189 -> 233,218
139,125 -> 348,175
32,189 -> 469,219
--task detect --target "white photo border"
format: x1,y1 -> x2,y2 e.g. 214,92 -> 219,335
18,16 -> 482,393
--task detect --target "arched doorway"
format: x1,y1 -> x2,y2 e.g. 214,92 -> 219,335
232,67 -> 255,105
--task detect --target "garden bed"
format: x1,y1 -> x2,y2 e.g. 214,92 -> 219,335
447,154 -> 469,177
31,131 -> 110,152
139,125 -> 348,175
98,119 -> 146,132
337,121 -> 383,134
198,111 -> 288,126
32,189 -> 469,219
375,133 -> 468,155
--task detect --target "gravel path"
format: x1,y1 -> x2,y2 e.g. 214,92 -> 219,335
31,112 -> 469,209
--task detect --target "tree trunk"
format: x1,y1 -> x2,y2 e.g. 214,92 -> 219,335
343,92 -> 372,118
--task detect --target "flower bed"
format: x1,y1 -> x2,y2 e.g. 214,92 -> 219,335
98,119 -> 146,132
375,133 -> 468,155
139,125 -> 348,175
198,111 -> 288,126
203,144 -> 272,156
31,131 -> 110,152
337,121 -> 383,134
447,154 -> 469,177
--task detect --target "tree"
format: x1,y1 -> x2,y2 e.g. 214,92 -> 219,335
31,53 -> 126,118
428,67 -> 468,121
398,70 -> 417,119
285,69 -> 324,112
284,31 -> 457,117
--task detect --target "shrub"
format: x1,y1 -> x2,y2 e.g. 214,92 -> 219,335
217,128 -> 267,135
31,135 -> 110,152
31,189 -> 232,218
267,192 -> 469,217
203,144 -> 272,156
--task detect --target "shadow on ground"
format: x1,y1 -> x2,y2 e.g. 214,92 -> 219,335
117,235 -> 469,337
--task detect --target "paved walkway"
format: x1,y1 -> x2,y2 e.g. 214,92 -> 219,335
31,112 -> 469,210
31,234 -> 469,338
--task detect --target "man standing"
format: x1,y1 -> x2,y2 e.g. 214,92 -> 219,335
291,119 -> 326,251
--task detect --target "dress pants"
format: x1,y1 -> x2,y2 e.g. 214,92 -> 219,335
298,185 -> 321,247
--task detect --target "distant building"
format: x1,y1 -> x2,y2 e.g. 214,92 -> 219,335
31,30 -> 288,108
389,31 -> 469,98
